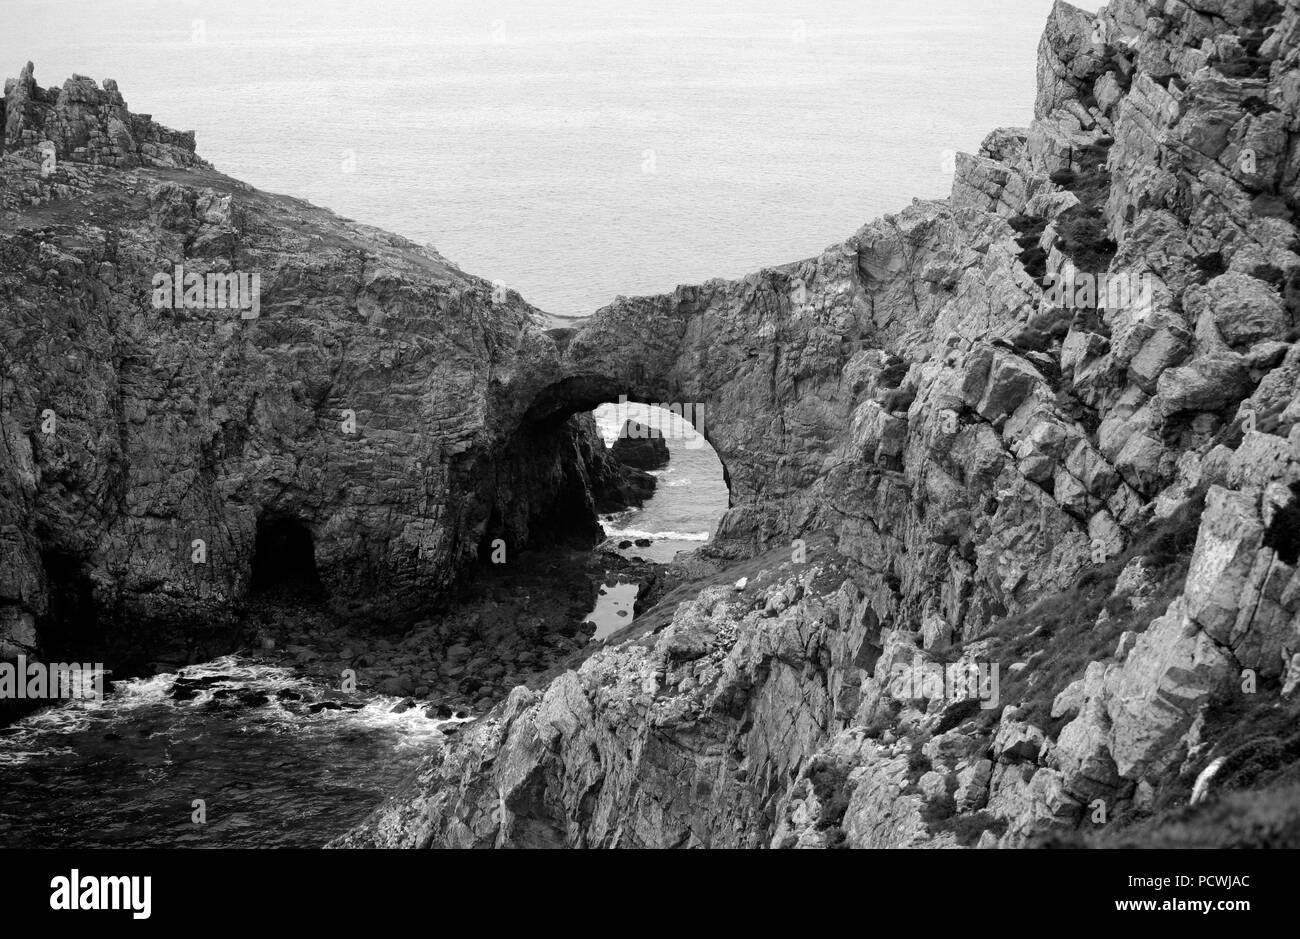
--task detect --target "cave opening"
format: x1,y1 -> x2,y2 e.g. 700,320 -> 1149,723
0,549 -> 100,723
250,516 -> 323,596
36,549 -> 100,662
467,381 -> 732,632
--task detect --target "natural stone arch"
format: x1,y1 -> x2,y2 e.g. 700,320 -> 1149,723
517,373 -> 735,510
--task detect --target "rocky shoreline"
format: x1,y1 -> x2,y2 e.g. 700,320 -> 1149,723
238,540 -> 671,718
4,0 -> 1300,849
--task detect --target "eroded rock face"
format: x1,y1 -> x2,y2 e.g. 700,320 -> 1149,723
341,0 -> 1300,848
0,65 -> 644,665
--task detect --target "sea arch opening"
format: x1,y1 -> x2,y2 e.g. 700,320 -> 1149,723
517,374 -> 734,501
516,374 -> 733,553
591,398 -> 730,563
512,374 -> 733,643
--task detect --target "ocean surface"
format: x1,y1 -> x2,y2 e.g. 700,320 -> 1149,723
0,657 -> 467,847
5,0 -> 1095,319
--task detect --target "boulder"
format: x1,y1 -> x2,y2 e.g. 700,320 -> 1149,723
609,420 -> 670,470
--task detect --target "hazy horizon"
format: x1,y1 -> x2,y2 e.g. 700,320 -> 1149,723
4,0 -> 1101,316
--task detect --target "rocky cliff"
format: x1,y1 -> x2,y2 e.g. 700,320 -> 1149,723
338,0 -> 1300,848
4,0 -> 1300,848
0,63 -> 645,672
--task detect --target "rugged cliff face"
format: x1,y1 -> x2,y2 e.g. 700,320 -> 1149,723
4,0 -> 1300,847
339,0 -> 1300,848
0,64 -> 644,670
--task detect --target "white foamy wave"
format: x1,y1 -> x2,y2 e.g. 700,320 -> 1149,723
600,506 -> 640,519
0,655 -> 470,767
110,656 -> 303,709
295,693 -> 473,746
0,687 -> 107,747
157,657 -> 472,732
0,702 -> 99,765
603,526 -> 710,542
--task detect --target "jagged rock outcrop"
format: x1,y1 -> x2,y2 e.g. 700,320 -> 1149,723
583,415 -> 657,512
608,418 -> 670,470
2,63 -> 204,175
342,0 -> 1300,848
